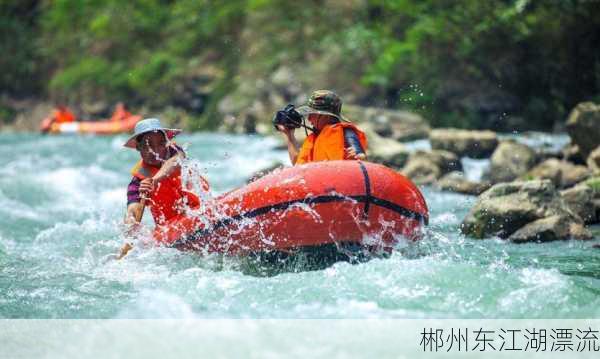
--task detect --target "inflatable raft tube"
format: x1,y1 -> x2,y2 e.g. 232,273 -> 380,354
40,115 -> 141,135
154,160 -> 428,255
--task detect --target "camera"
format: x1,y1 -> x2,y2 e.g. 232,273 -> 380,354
272,104 -> 303,130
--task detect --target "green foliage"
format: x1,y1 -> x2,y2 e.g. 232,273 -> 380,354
0,104 -> 16,124
357,0 -> 600,129
2,0 -> 600,130
0,0 -> 42,96
584,177 -> 600,194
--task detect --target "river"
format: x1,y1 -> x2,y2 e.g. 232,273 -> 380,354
0,132 -> 599,319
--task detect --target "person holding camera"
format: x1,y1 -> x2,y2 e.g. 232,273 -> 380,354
274,90 -> 367,165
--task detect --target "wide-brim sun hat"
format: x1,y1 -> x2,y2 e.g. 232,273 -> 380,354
123,117 -> 181,149
296,89 -> 348,122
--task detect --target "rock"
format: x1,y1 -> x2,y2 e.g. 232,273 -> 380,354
566,102 -> 600,158
270,66 -> 295,89
80,101 -> 110,117
569,222 -> 594,241
7,100 -> 54,132
560,185 -> 596,224
509,215 -> 592,243
581,176 -> 600,223
361,122 -> 410,169
429,128 -> 498,158
370,150 -> 410,170
172,72 -> 216,114
534,147 -> 563,162
344,105 -> 430,141
401,158 -> 440,185
243,112 -> 257,134
401,150 -> 462,185
526,159 -> 590,188
218,94 -> 245,116
270,66 -> 303,99
562,143 -> 586,165
461,194 -> 541,238
586,146 -> 600,174
435,171 -> 491,195
460,180 -> 583,239
421,151 -> 463,173
489,140 -> 537,183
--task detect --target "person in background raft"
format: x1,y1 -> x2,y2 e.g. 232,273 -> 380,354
54,105 -> 76,123
110,102 -> 132,122
40,104 -> 76,132
117,118 -> 209,259
275,90 -> 368,165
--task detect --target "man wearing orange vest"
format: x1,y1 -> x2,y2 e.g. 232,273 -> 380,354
275,90 -> 368,165
118,118 -> 208,258
53,105 -> 76,123
40,105 -> 76,133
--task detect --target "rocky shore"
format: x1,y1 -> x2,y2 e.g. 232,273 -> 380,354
398,101 -> 598,243
254,100 -> 600,244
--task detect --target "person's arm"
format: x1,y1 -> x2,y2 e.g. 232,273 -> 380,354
119,178 -> 144,259
137,150 -> 186,195
344,128 -> 367,160
277,125 -> 301,164
152,150 -> 185,183
124,177 -> 143,225
118,202 -> 144,259
124,202 -> 144,226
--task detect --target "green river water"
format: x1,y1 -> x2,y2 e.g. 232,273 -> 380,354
0,132 -> 599,319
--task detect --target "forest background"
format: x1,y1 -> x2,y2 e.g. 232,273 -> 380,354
1,0 -> 599,132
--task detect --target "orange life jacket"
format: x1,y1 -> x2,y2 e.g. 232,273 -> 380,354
296,122 -> 368,165
53,108 -> 76,124
131,159 -> 208,226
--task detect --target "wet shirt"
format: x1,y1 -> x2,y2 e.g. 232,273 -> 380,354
126,145 -> 183,205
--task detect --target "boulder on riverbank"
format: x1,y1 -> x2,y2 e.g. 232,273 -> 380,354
345,105 -> 430,142
362,123 -> 410,169
566,102 -> 600,158
577,177 -> 600,224
429,129 -> 498,158
435,171 -> 491,195
489,140 -> 538,183
0,98 -> 54,132
525,158 -> 590,188
587,146 -> 600,175
508,215 -> 591,243
560,184 -> 596,224
460,180 -> 591,242
400,150 -> 462,185
562,143 -> 586,165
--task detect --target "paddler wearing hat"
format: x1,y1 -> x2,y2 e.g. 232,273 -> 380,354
117,118 -> 208,259
275,90 -> 368,165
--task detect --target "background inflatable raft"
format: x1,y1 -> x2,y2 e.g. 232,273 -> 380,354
40,115 -> 141,134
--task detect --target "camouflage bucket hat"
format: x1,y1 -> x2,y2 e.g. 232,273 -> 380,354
296,90 -> 348,122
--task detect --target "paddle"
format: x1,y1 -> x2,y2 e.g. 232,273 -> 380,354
115,198 -> 146,260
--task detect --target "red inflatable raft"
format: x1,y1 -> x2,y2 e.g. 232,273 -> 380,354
154,161 -> 428,255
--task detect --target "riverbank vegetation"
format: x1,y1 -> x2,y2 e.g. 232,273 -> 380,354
1,0 -> 599,131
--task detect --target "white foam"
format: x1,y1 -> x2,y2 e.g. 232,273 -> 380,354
117,289 -> 197,318
461,157 -> 490,182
